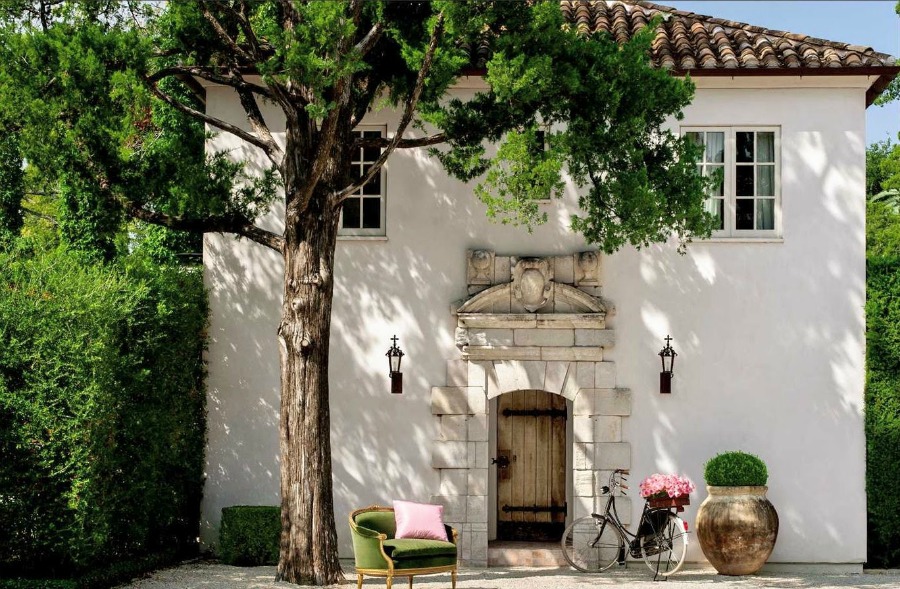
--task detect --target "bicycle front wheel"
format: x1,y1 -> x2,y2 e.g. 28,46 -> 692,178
640,513 -> 688,577
561,515 -> 624,573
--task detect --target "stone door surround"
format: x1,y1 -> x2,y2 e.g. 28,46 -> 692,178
429,251 -> 633,566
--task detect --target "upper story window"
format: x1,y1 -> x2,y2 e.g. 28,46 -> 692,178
340,128 -> 385,236
684,127 -> 781,238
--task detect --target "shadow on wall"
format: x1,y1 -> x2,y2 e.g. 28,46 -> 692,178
607,130 -> 866,563
201,232 -> 283,549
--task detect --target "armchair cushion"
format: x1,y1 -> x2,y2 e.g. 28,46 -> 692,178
383,538 -> 457,560
354,510 -> 397,538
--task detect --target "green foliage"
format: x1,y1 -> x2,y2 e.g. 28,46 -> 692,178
866,255 -> 900,567
0,245 -> 207,578
867,140 -> 900,199
218,506 -> 280,567
703,452 -> 768,487
0,133 -> 23,245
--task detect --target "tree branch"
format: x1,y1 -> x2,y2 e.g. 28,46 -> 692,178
353,133 -> 447,150
198,1 -> 253,62
123,200 -> 285,253
142,74 -> 283,162
335,14 -> 446,206
354,21 -> 384,57
149,66 -> 273,99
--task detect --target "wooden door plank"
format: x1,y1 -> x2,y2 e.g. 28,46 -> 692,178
497,392 -> 511,524
522,389 -> 537,523
511,390 -> 524,523
534,390 -> 550,523
550,393 -> 567,523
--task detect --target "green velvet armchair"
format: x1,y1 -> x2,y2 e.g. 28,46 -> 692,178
349,505 -> 458,589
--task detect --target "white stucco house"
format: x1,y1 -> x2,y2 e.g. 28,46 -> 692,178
199,1 -> 899,571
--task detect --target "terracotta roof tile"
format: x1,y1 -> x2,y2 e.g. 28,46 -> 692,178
556,0 -> 897,71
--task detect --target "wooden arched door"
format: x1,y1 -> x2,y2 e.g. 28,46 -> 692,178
495,390 -> 567,541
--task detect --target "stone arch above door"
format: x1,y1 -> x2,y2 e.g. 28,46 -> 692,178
429,250 -> 633,566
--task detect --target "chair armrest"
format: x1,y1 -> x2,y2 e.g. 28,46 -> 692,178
445,525 -> 459,545
349,523 -> 391,570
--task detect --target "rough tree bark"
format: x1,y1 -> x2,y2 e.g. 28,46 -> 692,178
275,119 -> 348,585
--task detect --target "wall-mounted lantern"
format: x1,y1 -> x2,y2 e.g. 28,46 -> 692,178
386,335 -> 404,395
658,335 -> 677,394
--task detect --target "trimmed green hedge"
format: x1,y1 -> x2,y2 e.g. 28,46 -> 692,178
703,451 -> 768,487
0,247 -> 207,580
866,255 -> 900,567
219,506 -> 280,566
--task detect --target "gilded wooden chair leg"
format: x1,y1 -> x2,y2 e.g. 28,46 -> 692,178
356,573 -> 363,589
386,574 -> 393,589
451,569 -> 457,589
408,575 -> 413,589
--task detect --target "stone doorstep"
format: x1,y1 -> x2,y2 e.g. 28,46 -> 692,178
487,542 -> 569,568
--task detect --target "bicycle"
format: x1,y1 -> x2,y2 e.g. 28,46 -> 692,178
561,469 -> 689,579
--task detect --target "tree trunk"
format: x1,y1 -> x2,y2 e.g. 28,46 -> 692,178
275,128 -> 345,585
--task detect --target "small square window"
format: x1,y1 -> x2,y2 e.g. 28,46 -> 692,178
340,128 -> 386,237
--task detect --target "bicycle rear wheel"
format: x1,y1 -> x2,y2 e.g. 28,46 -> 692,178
561,515 -> 624,573
640,513 -> 688,577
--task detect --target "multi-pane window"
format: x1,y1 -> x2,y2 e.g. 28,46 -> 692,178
340,128 -> 385,236
685,127 -> 780,238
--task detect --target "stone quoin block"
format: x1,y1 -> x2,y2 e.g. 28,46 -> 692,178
513,329 -> 575,347
430,495 -> 466,522
467,387 -> 487,415
439,469 -> 468,496
595,442 -> 631,471
574,470 -> 595,497
438,415 -> 468,441
467,495 -> 488,523
468,414 -> 488,442
467,329 -> 514,347
431,387 -> 475,415
594,388 -> 632,416
594,416 -> 622,443
574,329 -> 616,348
543,361 -> 570,395
432,441 -> 468,469
468,469 -> 488,496
573,416 -> 594,443
574,442 -> 594,470
595,362 -> 617,389
573,390 -> 594,416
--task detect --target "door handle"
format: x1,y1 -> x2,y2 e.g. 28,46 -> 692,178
491,455 -> 510,468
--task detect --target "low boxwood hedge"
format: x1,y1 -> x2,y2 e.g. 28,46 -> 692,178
704,451 -> 768,487
219,506 -> 280,566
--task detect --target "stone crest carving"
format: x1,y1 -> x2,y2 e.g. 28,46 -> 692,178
575,251 -> 600,287
466,249 -> 494,287
511,257 -> 554,312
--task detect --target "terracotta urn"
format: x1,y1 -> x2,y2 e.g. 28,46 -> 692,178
696,486 -> 778,575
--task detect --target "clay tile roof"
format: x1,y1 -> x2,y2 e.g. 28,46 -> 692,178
556,0 -> 899,105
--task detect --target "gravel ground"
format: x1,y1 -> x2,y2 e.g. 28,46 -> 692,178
120,562 -> 900,589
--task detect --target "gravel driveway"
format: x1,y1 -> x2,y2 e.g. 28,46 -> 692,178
120,562 -> 900,589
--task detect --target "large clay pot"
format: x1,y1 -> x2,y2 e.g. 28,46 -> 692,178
696,486 -> 778,575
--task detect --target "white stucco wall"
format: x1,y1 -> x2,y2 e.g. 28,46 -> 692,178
201,77 -> 868,565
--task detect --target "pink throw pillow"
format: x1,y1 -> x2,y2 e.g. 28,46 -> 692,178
393,500 -> 448,541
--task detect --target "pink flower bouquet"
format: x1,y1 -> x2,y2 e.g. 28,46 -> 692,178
639,473 -> 695,500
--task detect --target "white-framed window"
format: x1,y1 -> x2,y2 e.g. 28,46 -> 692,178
683,127 -> 781,238
339,127 -> 386,236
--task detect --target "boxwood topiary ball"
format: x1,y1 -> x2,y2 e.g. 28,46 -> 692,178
704,451 -> 768,487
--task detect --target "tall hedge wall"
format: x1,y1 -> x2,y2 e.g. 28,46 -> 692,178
0,247 -> 207,578
866,255 -> 900,567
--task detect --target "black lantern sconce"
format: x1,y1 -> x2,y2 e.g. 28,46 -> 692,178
658,335 -> 677,394
386,335 -> 404,395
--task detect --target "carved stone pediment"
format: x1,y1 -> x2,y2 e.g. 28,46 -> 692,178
512,257 -> 553,312
456,253 -> 605,316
